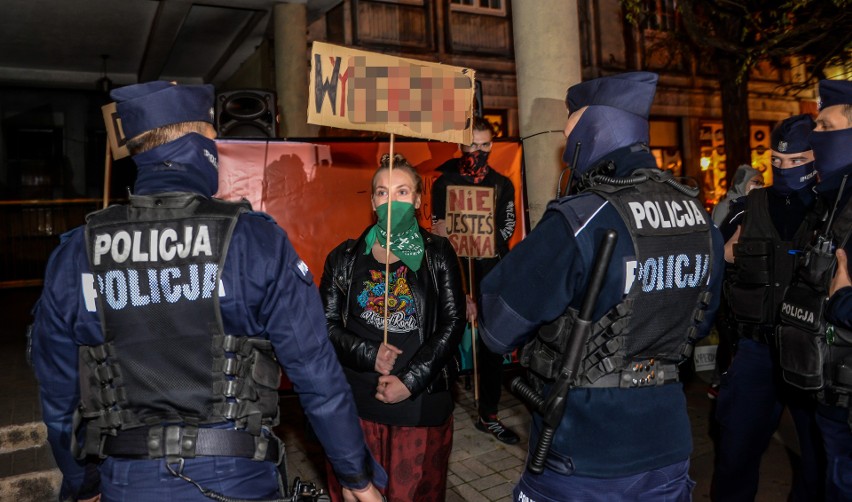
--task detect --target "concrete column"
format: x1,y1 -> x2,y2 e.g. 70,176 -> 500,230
274,2 -> 317,137
512,0 -> 582,227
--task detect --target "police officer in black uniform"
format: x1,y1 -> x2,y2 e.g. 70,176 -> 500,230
777,78 -> 852,501
711,114 -> 824,501
31,81 -> 385,502
477,72 -> 725,501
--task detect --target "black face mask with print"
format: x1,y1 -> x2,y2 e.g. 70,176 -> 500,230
460,150 -> 490,184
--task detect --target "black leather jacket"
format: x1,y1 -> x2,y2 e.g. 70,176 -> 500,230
320,226 -> 465,398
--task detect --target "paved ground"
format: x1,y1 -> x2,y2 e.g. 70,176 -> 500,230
2,286 -> 795,500
274,373 -> 531,501
278,366 -> 796,501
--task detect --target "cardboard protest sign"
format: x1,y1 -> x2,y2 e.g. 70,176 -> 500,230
101,102 -> 130,160
308,41 -> 475,144
445,185 -> 496,258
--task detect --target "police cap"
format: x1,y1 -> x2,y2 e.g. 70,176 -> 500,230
565,71 -> 658,119
110,81 -> 215,139
817,79 -> 852,111
770,114 -> 815,154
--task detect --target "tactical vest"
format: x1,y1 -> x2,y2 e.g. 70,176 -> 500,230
778,195 -> 852,400
728,189 -> 815,331
522,170 -> 715,388
79,193 -> 281,457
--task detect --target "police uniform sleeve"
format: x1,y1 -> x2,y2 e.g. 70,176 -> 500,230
30,228 -> 100,499
230,217 -> 385,490
701,225 -> 727,336
719,197 -> 746,242
478,214 -> 584,354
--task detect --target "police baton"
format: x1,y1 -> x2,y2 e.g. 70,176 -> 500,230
512,228 -> 618,474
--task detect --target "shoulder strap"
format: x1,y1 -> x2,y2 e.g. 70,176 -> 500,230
793,196 -> 822,249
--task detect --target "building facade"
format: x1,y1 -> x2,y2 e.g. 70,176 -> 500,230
234,0 -> 821,206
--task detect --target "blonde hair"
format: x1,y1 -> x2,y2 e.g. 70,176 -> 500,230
372,154 -> 423,195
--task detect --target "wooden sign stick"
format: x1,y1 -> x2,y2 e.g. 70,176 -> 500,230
469,258 -> 479,404
382,133 -> 396,346
102,141 -> 112,208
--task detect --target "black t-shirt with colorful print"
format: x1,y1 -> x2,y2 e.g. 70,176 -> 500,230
344,252 -> 452,426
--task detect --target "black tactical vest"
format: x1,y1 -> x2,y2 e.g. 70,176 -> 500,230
79,193 -> 281,454
728,189 -> 815,329
778,195 -> 852,398
523,170 -> 715,388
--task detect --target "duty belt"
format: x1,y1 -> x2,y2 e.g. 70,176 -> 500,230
583,359 -> 679,388
101,426 -> 281,462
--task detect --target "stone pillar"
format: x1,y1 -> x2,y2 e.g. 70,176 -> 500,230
274,2 -> 317,137
512,0 -> 582,227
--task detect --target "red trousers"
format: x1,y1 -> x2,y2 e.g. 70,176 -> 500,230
326,416 -> 453,502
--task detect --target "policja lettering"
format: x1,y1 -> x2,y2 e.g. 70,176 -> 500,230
780,301 -> 815,325
92,224 -> 212,265
636,253 -> 710,292
94,263 -> 219,310
627,199 -> 706,229
88,222 -> 219,311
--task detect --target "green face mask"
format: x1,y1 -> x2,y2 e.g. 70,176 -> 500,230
375,200 -> 417,233
365,201 -> 424,271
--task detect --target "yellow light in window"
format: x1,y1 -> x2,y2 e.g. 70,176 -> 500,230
700,157 -> 711,171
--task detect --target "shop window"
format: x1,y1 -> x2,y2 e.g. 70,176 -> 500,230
698,121 -> 773,206
450,0 -> 506,16
371,0 -> 424,4
649,119 -> 682,177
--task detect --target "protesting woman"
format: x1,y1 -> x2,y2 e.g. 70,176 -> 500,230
320,154 -> 465,501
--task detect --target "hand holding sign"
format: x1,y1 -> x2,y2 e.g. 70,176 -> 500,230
831,248 -> 851,297
375,343 -> 403,376
465,295 -> 478,324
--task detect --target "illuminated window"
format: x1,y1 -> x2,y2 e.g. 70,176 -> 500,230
643,0 -> 678,32
371,0 -> 424,4
450,0 -> 506,16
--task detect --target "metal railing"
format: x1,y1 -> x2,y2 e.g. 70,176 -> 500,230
0,199 -> 104,288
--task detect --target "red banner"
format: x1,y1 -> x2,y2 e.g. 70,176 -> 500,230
216,139 -> 524,284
